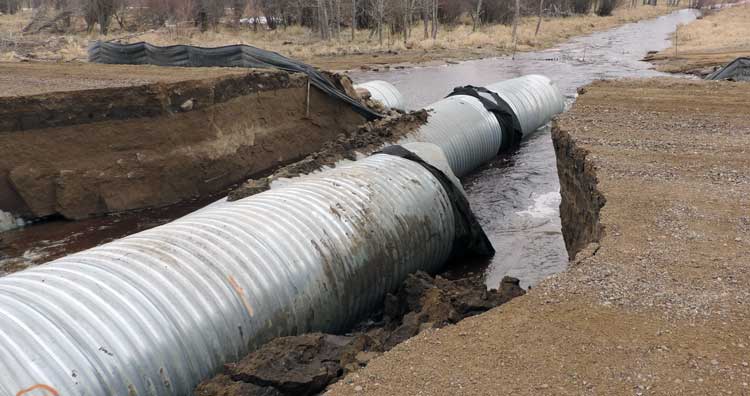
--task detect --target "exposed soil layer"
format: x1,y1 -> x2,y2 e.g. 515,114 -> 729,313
322,78 -> 750,395
195,271 -> 525,396
0,99 -> 423,276
228,110 -> 428,201
0,65 -> 365,220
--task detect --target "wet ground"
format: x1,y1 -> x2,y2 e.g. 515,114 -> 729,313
0,9 -> 698,281
0,199 -> 214,275
350,8 -> 698,289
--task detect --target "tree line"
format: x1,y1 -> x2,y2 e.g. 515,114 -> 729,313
4,0 -> 689,38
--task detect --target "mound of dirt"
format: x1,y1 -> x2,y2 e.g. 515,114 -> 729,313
0,67 -> 366,220
195,271 -> 525,396
227,110 -> 428,201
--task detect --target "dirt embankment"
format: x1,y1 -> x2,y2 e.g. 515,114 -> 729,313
0,63 -> 365,220
0,107 -> 429,274
321,78 -> 750,395
645,4 -> 750,76
196,271 -> 525,396
228,110 -> 428,201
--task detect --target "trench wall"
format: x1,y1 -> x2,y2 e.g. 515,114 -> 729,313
551,123 -> 606,260
0,70 -> 365,220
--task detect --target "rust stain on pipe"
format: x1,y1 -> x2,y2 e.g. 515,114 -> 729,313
228,275 -> 255,317
16,384 -> 59,396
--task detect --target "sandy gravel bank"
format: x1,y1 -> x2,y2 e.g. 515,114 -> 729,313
325,78 -> 750,395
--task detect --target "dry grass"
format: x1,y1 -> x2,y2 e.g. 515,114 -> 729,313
646,2 -> 750,74
0,8 -> 29,32
126,4 -> 680,57
0,8 -> 91,61
0,4 -> 681,66
671,2 -> 750,53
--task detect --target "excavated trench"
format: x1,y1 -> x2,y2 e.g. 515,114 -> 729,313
189,119 -> 605,396
195,10 -> 699,393
0,69 -> 364,220
0,68 -> 404,271
349,7 -> 698,288
0,9 -> 700,395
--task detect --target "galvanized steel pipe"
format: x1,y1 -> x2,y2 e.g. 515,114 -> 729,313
485,74 -> 565,138
0,74 -> 565,396
354,80 -> 406,111
0,154 -> 455,396
404,75 -> 564,177
405,95 -> 502,178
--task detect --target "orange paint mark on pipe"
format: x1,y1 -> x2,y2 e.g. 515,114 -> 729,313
227,275 -> 255,317
16,384 -> 60,396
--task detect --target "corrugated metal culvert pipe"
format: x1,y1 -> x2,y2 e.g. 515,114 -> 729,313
354,80 -> 407,111
404,74 -> 564,178
0,74 -> 564,396
404,95 -> 502,178
485,74 -> 566,139
0,152 -> 456,396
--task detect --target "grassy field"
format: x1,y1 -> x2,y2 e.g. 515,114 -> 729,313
1,4 -> 682,69
646,2 -> 750,74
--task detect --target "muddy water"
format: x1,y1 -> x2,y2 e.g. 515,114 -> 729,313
350,8 -> 698,289
0,10 -> 697,282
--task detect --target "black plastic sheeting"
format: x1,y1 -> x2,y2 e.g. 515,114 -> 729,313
446,85 -> 523,151
378,145 -> 495,259
705,57 -> 750,81
88,41 -> 382,120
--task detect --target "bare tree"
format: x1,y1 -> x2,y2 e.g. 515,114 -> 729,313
422,0 -> 429,39
430,0 -> 437,39
318,0 -> 331,39
511,0 -> 519,55
351,0 -> 356,40
82,0 -> 118,34
402,0 -> 408,42
369,0 -> 385,44
0,0 -> 21,14
192,0 -> 223,32
473,0 -> 482,32
334,0 -> 341,38
232,0 -> 246,26
535,0 -> 543,36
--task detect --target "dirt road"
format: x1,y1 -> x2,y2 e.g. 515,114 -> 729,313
326,78 -> 750,395
0,62 -> 248,97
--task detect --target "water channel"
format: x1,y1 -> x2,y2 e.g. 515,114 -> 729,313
0,9 -> 698,287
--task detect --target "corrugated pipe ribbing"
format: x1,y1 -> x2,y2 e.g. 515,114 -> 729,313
485,74 -> 565,138
405,95 -> 503,178
404,75 -> 564,178
354,80 -> 407,111
0,154 -> 455,396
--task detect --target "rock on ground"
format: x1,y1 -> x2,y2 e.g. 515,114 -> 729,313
195,271 -> 524,395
